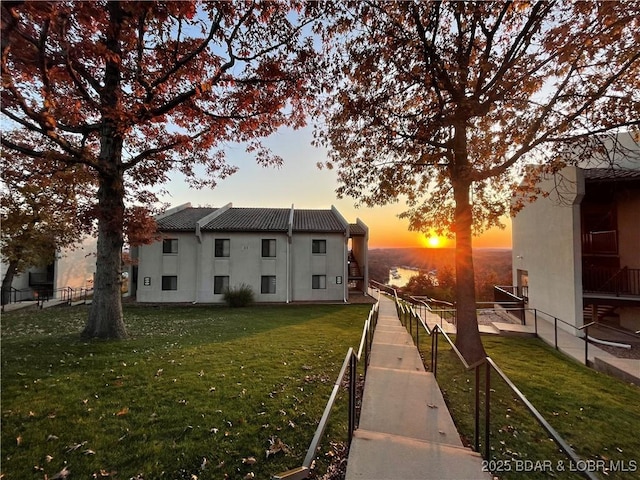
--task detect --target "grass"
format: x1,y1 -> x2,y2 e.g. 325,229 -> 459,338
1,302 -> 371,479
409,328 -> 640,480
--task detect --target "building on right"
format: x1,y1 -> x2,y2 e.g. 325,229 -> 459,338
511,132 -> 640,334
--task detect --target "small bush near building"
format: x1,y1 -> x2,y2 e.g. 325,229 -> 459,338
223,283 -> 255,307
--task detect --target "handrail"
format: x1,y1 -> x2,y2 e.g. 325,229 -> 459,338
485,357 -> 599,480
272,300 -> 378,480
397,296 -> 599,480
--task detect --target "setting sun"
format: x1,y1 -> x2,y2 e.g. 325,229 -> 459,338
425,235 -> 442,248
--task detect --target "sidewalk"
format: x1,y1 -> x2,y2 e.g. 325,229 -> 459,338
345,295 -> 489,480
526,310 -> 640,385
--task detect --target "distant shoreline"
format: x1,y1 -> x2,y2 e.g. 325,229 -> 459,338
369,246 -> 512,251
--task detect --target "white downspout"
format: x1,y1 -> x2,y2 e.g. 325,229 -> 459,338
344,235 -> 348,303
287,204 -> 294,303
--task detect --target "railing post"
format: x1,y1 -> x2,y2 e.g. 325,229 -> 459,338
584,325 -> 589,366
554,318 -> 558,350
348,353 -> 356,445
432,328 -> 438,378
534,309 -> 538,336
484,361 -> 491,461
474,364 -> 480,452
415,313 -> 419,350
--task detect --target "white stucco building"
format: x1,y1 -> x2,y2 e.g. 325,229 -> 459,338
511,133 -> 640,334
132,203 -> 369,303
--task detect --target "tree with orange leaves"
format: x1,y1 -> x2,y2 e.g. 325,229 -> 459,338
1,1 -> 318,338
314,1 -> 640,364
1,152 -> 94,307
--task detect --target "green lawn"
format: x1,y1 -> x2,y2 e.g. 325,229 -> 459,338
411,330 -> 640,480
1,303 -> 370,480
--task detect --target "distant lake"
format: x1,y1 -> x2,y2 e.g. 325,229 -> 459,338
388,266 -> 421,288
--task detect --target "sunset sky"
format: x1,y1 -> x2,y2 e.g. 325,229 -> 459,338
160,125 -> 512,249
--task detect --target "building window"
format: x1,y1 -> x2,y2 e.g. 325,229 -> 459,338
312,275 -> 327,289
312,239 -> 327,254
161,276 -> 178,291
214,276 -> 229,294
261,276 -> 276,294
163,239 -> 178,254
215,239 -> 230,257
262,239 -> 276,257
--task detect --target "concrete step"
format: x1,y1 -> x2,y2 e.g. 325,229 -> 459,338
358,367 -> 462,447
368,343 -> 426,372
346,429 -> 489,480
492,322 -> 536,337
1,301 -> 38,312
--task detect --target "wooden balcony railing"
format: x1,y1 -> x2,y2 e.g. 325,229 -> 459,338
582,230 -> 618,255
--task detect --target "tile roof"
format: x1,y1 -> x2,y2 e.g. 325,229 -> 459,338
156,207 -> 217,231
583,168 -> 640,182
201,208 -> 291,232
349,223 -> 367,236
293,209 -> 346,232
156,206 -> 354,234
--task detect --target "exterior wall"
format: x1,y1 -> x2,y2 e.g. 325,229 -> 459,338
290,232 -> 347,302
137,231 -> 351,303
512,166 -> 585,332
197,232 -> 290,303
136,232 -> 199,303
55,238 -> 97,291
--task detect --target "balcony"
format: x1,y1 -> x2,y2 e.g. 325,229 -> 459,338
582,230 -> 618,255
583,266 -> 640,297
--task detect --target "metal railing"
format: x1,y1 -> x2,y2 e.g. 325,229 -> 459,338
396,298 -> 599,480
583,266 -> 640,297
272,299 -> 380,480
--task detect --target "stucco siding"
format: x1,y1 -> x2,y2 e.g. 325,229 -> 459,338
512,166 -> 584,331
290,232 -> 347,302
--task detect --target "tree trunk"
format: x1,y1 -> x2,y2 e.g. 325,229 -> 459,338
82,170 -> 127,339
1,260 -> 19,306
451,121 -> 486,365
81,0 -> 127,340
452,181 -> 486,365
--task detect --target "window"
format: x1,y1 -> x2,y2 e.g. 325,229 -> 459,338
214,276 -> 229,294
261,276 -> 276,294
262,239 -> 276,257
215,239 -> 230,257
312,239 -> 327,254
312,275 -> 327,289
163,238 -> 178,254
161,276 -> 177,291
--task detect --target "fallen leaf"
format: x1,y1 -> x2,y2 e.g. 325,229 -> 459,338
243,473 -> 255,479
266,436 -> 290,458
16,436 -> 22,446
427,403 -> 438,409
115,407 -> 129,416
243,456 -> 257,465
46,455 -> 54,463
155,369 -> 163,377
51,466 -> 71,479
66,441 -> 88,452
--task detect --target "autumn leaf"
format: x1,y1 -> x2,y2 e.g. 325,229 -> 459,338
115,407 -> 129,416
266,436 -> 290,458
51,466 -> 70,479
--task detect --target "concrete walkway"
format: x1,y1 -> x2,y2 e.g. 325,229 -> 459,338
345,295 -> 489,480
420,304 -> 639,385
526,310 -> 640,385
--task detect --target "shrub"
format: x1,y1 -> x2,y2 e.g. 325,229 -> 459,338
223,283 -> 255,307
